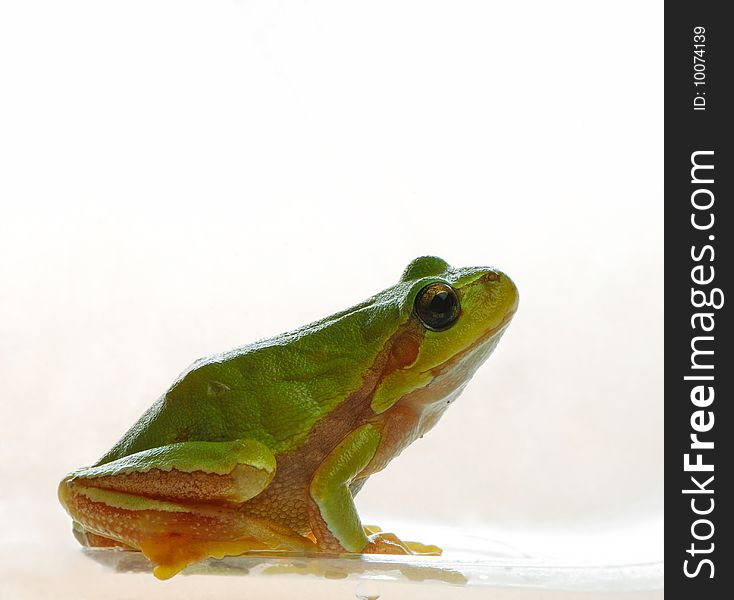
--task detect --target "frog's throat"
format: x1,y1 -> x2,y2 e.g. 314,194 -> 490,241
421,307 -> 517,379
380,308 -> 515,425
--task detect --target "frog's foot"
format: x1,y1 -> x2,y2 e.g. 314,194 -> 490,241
137,529 -> 310,580
58,439 -> 316,579
362,525 -> 442,556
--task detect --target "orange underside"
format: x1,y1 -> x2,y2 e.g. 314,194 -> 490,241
61,482 -> 316,579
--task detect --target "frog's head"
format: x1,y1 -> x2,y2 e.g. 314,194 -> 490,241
370,256 -> 518,415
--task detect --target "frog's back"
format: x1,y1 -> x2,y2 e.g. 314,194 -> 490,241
95,295 -> 403,465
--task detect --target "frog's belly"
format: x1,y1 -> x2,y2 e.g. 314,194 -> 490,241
241,461 -> 314,535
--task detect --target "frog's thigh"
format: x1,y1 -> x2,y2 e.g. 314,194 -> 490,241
62,439 -> 277,506
308,424 -> 380,552
58,440 -> 316,579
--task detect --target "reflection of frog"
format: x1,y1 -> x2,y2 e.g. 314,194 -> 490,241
59,256 -> 518,578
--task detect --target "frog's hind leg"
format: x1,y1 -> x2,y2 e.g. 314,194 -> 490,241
59,439 -> 315,578
72,521 -> 136,550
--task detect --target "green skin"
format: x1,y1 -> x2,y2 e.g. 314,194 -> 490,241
59,256 -> 518,578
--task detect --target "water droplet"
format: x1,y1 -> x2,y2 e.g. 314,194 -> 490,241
355,581 -> 381,600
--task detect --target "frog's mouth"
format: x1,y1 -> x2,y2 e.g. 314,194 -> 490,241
422,306 -> 517,379
392,305 -> 517,424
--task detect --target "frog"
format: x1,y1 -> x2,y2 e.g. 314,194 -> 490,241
58,256 -> 518,579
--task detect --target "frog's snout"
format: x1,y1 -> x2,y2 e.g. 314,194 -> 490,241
481,269 -> 519,318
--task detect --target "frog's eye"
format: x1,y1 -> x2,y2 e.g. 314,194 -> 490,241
414,283 -> 460,332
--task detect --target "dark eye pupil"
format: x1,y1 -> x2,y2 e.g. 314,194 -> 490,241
429,291 -> 452,315
414,283 -> 460,331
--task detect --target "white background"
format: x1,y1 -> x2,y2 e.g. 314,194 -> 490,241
0,1 -> 662,598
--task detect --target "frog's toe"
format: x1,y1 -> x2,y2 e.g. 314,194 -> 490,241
402,539 -> 442,555
362,529 -> 442,556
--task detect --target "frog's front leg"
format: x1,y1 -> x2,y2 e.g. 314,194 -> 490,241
308,424 -> 422,555
58,439 -> 315,579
